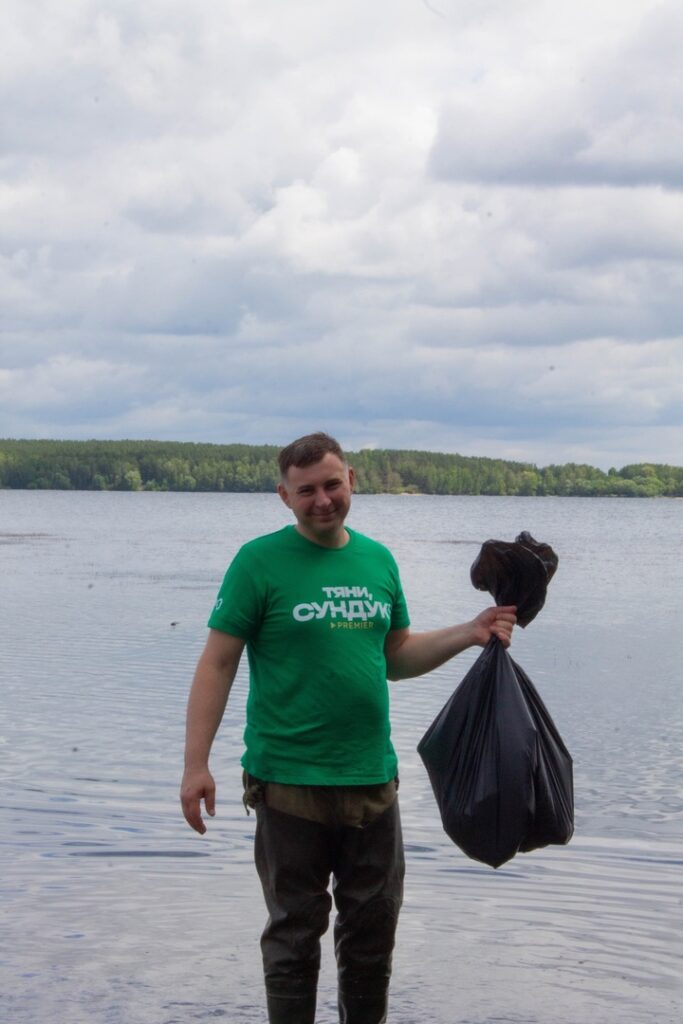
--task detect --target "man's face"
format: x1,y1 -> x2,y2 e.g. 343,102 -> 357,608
277,452 -> 355,548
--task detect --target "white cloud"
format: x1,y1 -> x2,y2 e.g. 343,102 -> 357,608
0,0 -> 681,468
430,2 -> 683,188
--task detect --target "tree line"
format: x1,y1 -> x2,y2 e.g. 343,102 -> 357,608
0,439 -> 681,497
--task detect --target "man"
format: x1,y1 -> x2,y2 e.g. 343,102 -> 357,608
180,432 -> 515,1024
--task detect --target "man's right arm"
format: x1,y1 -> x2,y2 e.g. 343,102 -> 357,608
180,628 -> 246,834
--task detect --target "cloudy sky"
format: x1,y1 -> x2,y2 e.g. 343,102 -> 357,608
2,0 -> 682,468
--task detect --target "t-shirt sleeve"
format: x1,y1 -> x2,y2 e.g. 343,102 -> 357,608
389,554 -> 411,631
207,547 -> 265,640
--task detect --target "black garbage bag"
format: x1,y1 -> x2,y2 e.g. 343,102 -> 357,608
470,530 -> 558,628
417,533 -> 573,868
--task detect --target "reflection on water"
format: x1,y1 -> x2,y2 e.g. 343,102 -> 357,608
1,492 -> 682,1023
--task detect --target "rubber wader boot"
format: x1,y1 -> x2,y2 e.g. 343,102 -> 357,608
266,989 -> 317,1024
338,988 -> 389,1024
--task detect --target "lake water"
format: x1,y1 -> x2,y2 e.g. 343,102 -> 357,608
1,491 -> 681,1024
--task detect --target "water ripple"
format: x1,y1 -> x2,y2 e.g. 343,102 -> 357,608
2,492 -> 682,1024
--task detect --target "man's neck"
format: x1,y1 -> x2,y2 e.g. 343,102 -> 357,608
295,524 -> 350,549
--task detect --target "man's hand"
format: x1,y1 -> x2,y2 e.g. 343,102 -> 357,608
180,767 -> 216,835
470,605 -> 517,648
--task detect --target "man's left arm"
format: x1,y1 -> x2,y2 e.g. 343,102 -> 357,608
384,605 -> 516,681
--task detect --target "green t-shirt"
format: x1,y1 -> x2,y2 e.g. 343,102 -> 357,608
207,525 -> 410,785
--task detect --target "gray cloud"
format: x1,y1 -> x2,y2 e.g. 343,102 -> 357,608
1,0 -> 682,468
430,2 -> 683,189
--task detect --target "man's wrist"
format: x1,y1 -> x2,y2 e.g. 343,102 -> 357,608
461,619 -> 481,649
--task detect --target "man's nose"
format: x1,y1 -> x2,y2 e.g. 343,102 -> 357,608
313,489 -> 333,507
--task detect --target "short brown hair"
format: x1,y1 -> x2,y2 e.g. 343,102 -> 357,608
278,432 -> 346,477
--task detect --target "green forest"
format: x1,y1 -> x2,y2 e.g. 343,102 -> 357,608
0,439 -> 680,497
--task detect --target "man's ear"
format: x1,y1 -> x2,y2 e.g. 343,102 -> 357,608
348,466 -> 355,491
277,482 -> 291,507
